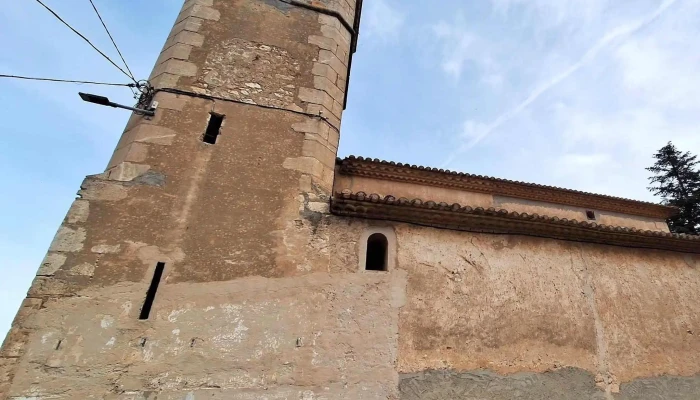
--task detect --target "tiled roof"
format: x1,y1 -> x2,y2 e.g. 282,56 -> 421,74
331,191 -> 700,254
337,156 -> 677,219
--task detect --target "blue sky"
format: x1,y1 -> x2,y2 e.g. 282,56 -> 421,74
1,0 -> 698,338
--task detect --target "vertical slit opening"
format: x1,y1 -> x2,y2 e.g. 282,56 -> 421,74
365,233 -> 388,271
203,113 -> 224,144
586,210 -> 596,220
139,262 -> 165,320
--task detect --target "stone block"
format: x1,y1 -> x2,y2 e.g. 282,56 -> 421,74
91,244 -> 121,254
312,62 -> 338,84
150,73 -> 181,89
321,24 -> 350,49
308,35 -> 337,52
336,46 -> 349,65
332,99 -> 344,119
299,174 -> 313,192
328,126 -> 340,148
306,104 -> 340,129
157,43 -> 193,66
163,31 -> 205,52
307,201 -> 330,214
152,59 -> 198,79
180,0 -> 214,11
27,276 -> 75,297
319,165 -> 336,192
337,75 -> 347,92
37,253 -> 67,276
318,13 -> 342,31
314,76 -> 344,103
298,87 -> 334,110
318,50 -> 347,80
283,157 -> 324,179
178,4 -> 220,23
302,139 -> 336,169
111,142 -> 149,168
67,263 -> 96,277
66,200 -> 89,224
108,162 -> 151,182
48,226 -> 86,253
291,119 -> 330,140
78,180 -> 128,202
124,143 -> 149,163
168,17 -> 203,39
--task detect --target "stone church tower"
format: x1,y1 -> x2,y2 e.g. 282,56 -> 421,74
2,0 -> 700,399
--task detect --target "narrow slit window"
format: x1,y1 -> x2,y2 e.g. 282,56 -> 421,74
139,262 -> 165,320
203,113 -> 224,144
365,233 -> 388,271
586,210 -> 596,220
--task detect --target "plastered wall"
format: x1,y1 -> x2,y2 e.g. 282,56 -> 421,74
3,212 -> 700,399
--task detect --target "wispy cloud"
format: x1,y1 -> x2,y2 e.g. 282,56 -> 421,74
362,0 -> 405,42
441,0 -> 678,168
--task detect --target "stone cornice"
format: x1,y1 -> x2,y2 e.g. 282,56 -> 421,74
337,156 -> 677,220
331,191 -> 700,254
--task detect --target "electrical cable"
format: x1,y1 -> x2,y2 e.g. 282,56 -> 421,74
34,0 -> 137,84
87,0 -> 136,82
0,74 -> 136,87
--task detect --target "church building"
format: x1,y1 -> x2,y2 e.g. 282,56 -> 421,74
1,0 -> 699,398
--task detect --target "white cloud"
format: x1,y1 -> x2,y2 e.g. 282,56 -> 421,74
615,35 -> 700,110
491,0 -> 612,27
441,0 -> 680,169
362,0 -> 405,42
431,17 -> 509,85
432,20 -> 475,78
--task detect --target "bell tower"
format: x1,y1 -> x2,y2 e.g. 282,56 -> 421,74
0,0 -> 377,398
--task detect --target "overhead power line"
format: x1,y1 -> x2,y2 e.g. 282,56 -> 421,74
34,0 -> 137,84
88,0 -> 136,82
0,74 -> 136,87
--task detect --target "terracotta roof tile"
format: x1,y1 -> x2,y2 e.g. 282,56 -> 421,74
337,156 -> 677,219
332,191 -> 699,254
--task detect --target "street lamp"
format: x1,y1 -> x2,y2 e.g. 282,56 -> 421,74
79,92 -> 156,116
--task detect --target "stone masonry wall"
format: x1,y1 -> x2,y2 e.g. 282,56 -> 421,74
0,0 -> 362,397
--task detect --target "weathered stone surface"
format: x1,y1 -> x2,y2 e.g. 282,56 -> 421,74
91,244 -> 121,254
36,253 -> 67,276
78,179 -> 128,202
65,200 -> 89,224
7,273 -> 405,398
67,262 -> 96,276
48,226 -> 86,253
197,38 -> 301,108
108,162 -> 152,182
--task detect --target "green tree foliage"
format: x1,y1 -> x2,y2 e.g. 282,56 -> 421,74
647,142 -> 700,234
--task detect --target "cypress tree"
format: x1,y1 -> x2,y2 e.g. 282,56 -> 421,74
647,142 -> 700,234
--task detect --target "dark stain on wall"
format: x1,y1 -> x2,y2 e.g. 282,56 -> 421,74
400,368 -> 700,399
400,368 -> 606,400
617,374 -> 700,399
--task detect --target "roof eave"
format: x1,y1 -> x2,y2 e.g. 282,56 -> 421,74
338,156 -> 677,220
331,191 -> 699,254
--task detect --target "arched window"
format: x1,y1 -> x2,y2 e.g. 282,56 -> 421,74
365,233 -> 389,271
